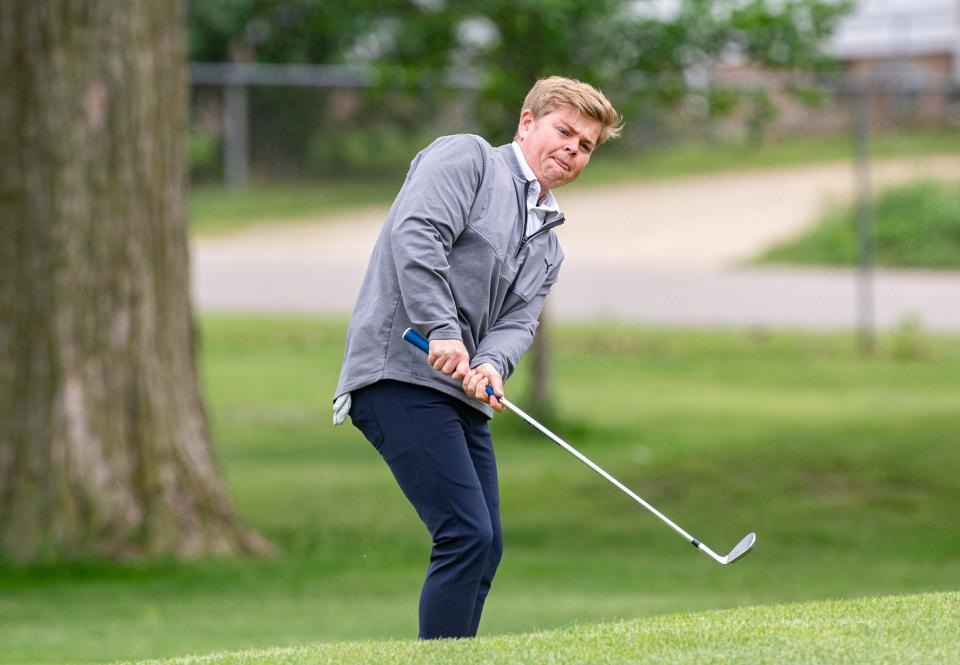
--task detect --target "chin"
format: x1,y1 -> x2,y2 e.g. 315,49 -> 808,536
546,171 -> 572,186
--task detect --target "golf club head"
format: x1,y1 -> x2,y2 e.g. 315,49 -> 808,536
723,532 -> 756,564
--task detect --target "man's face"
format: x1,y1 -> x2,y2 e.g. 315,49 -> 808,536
516,106 -> 603,192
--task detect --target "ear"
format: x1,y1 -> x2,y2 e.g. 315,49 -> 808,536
517,109 -> 535,141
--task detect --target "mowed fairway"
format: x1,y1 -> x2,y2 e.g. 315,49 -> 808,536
2,317 -> 959,664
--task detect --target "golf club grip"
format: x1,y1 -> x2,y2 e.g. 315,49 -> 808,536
402,327 -> 431,353
401,328 -> 496,398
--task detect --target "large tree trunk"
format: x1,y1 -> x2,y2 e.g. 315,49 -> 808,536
0,1 -> 269,562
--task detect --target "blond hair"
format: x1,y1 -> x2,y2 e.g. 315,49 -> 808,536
519,76 -> 623,145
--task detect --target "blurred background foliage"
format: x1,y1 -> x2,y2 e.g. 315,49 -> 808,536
186,0 -> 853,180
759,179 -> 960,269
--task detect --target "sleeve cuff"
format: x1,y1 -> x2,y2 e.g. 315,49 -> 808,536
470,355 -> 503,376
427,323 -> 462,341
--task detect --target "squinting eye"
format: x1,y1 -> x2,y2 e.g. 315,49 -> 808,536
580,143 -> 592,153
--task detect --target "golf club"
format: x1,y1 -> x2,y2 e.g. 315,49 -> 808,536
402,327 -> 756,565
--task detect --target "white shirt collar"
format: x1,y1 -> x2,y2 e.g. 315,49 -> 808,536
511,141 -> 538,183
511,141 -> 560,214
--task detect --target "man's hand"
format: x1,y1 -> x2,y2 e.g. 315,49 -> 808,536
428,338 -> 470,381
462,363 -> 505,413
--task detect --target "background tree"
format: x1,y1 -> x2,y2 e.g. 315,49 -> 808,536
183,0 -> 852,178
188,0 -> 381,64
0,0 -> 269,563
369,0 -> 853,142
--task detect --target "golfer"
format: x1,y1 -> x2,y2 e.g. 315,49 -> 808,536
333,76 -> 622,639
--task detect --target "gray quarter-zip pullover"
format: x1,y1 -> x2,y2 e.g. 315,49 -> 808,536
334,133 -> 565,417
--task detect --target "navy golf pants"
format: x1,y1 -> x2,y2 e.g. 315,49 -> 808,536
349,380 -> 503,640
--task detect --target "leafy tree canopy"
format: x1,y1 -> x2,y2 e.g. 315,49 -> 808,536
188,0 -> 853,140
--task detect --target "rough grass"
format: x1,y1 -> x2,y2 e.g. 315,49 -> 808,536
122,592 -> 960,664
758,178 -> 960,269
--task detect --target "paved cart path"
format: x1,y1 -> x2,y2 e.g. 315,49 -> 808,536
192,156 -> 960,331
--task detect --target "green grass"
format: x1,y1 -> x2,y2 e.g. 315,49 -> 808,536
189,129 -> 960,235
124,591 -> 960,664
189,180 -> 400,235
2,317 -> 960,664
758,179 -> 960,269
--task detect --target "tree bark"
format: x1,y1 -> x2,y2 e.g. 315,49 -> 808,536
0,1 -> 270,562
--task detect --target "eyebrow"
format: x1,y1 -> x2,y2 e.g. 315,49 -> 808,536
558,121 -> 595,149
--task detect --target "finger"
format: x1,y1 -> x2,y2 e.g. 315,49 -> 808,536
475,377 -> 489,400
452,360 -> 469,381
470,377 -> 485,400
441,357 -> 459,375
465,370 -> 479,389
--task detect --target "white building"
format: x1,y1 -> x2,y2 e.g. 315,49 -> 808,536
710,0 -> 960,133
831,0 -> 960,83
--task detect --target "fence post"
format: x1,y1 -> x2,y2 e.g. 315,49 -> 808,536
852,83 -> 876,356
224,83 -> 249,188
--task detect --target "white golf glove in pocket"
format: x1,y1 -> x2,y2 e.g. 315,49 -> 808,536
332,392 -> 351,426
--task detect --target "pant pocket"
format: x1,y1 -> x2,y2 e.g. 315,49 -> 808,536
349,387 -> 386,452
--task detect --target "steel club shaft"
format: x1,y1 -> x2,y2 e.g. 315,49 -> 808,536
401,327 -> 755,565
